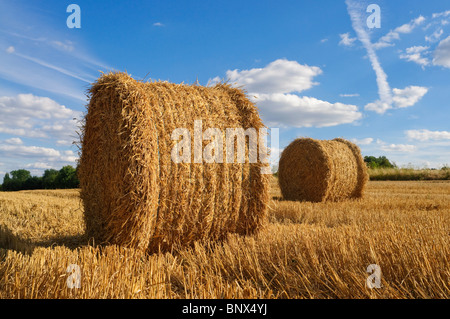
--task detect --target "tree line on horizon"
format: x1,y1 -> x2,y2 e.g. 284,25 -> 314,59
0,156 -> 432,191
0,165 -> 79,191
363,156 -> 396,169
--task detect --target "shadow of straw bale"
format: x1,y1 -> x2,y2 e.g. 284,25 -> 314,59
0,224 -> 89,255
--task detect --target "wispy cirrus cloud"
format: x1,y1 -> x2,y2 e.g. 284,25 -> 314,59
425,28 -> 444,43
0,2 -> 112,102
12,51 -> 93,83
345,0 -> 393,112
399,46 -> 431,67
0,1 -> 111,177
432,10 -> 450,20
339,32 -> 357,46
373,16 -> 426,50
339,93 -> 360,97
342,7 -> 450,73
345,1 -> 430,114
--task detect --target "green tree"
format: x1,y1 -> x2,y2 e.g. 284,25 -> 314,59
42,169 -> 59,189
10,169 -> 31,182
56,165 -> 79,188
3,173 -> 11,187
378,156 -> 395,168
3,173 -> 11,183
2,173 -> 11,191
23,176 -> 43,190
1,166 -> 80,191
364,156 -> 395,169
3,169 -> 32,191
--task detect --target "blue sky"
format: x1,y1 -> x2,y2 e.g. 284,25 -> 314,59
0,0 -> 449,180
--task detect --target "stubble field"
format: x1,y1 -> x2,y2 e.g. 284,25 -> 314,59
0,178 -> 449,298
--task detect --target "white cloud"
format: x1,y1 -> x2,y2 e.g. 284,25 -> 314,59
269,146 -> 282,166
399,46 -> 430,67
51,155 -> 77,163
213,58 -> 363,127
377,139 -> 417,153
374,15 -> 426,49
392,86 -> 428,108
153,22 -> 164,27
432,10 -> 450,19
208,76 -> 222,85
382,144 -> 417,152
51,40 -> 74,52
364,100 -> 392,114
56,139 -> 75,146
372,34 -> 397,49
0,127 -> 37,137
4,137 -> 23,145
433,36 -> 450,68
226,59 -> 322,94
339,33 -> 357,46
406,129 -> 450,141
0,57 -> 87,101
320,38 -> 328,43
252,93 -> 362,127
0,93 -> 81,138
14,52 -> 92,83
25,162 -> 55,170
0,94 -> 74,119
0,144 -> 61,157
425,28 -> 444,42
346,4 -> 429,115
365,86 -> 428,113
346,0 -> 393,111
0,141 -> 78,173
339,93 -> 360,97
407,45 -> 431,54
0,9 -> 110,101
350,137 -> 374,145
398,16 -> 426,33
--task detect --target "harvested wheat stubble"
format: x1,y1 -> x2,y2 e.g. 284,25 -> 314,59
278,138 -> 368,202
78,72 -> 269,252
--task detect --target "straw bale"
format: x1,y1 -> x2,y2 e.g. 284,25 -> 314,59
278,138 -> 368,202
78,72 -> 269,252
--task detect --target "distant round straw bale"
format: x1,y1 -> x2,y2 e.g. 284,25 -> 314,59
78,72 -> 269,252
278,138 -> 368,202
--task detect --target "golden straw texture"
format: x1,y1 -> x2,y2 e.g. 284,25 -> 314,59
278,138 -> 368,202
78,72 -> 269,252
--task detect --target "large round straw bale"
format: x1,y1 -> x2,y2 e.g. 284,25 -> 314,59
78,72 -> 269,252
278,138 -> 368,202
